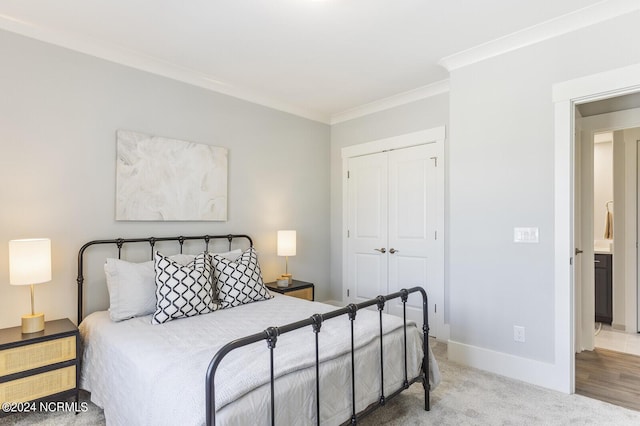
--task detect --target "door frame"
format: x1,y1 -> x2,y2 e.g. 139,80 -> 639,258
341,126 -> 447,341
553,63 -> 640,393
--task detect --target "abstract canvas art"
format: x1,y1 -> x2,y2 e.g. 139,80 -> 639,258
116,130 -> 228,221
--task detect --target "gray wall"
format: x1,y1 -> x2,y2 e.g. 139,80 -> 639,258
448,10 -> 640,363
329,94 -> 450,302
0,30 -> 330,329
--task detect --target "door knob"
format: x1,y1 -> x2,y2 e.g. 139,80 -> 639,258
389,248 -> 398,254
575,248 -> 583,255
374,248 -> 386,253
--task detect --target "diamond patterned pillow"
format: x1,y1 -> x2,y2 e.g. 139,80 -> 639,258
213,247 -> 272,309
152,251 -> 216,324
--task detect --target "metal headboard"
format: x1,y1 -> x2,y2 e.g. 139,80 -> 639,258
76,234 -> 253,323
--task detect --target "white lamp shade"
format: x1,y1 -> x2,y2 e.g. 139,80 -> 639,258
9,238 -> 52,286
277,230 -> 296,257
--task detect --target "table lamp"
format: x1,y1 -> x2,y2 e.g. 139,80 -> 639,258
277,230 -> 296,286
9,238 -> 51,334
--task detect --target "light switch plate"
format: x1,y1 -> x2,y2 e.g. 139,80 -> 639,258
514,227 -> 539,243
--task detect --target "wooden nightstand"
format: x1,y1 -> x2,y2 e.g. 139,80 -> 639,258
0,318 -> 79,412
266,279 -> 315,301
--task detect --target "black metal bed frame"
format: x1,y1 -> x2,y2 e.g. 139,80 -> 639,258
76,234 -> 430,425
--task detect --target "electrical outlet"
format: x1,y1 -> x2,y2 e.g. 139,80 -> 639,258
514,326 -> 525,343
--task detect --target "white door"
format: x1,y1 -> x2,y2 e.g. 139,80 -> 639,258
578,117 -> 595,351
346,152 -> 388,304
387,145 -> 439,331
572,112 -> 588,353
573,112 -> 584,352
346,144 -> 440,336
637,140 -> 640,332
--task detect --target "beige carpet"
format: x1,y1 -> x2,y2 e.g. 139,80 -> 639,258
3,342 -> 640,425
361,342 -> 640,425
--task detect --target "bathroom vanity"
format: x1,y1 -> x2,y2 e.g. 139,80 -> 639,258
594,252 -> 613,324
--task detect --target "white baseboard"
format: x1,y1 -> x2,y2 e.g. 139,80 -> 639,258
436,323 -> 450,343
448,340 -> 569,393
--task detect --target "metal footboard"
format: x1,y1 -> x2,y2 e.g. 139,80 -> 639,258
206,287 -> 430,426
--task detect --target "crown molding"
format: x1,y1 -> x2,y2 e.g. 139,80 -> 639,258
439,0 -> 640,71
0,14 -> 330,124
330,79 -> 450,125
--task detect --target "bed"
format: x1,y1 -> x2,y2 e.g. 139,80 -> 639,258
77,234 -> 439,425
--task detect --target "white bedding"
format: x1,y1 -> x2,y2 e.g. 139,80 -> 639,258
80,293 -> 439,426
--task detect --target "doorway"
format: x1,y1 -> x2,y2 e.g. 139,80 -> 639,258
575,100 -> 640,356
571,91 -> 640,407
552,62 -> 640,394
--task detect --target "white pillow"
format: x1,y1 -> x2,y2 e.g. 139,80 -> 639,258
104,249 -> 242,322
104,257 -> 156,322
152,252 -> 216,324
213,247 -> 272,309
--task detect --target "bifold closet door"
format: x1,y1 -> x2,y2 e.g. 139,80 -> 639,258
386,144 -> 438,329
347,144 -> 438,333
347,151 -> 388,305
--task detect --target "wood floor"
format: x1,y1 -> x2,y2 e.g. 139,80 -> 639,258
576,347 -> 640,411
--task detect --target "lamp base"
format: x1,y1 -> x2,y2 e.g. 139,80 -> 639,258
22,313 -> 44,334
280,273 -> 292,285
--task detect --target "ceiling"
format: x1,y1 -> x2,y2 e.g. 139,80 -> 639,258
0,0 -> 631,123
577,92 -> 640,118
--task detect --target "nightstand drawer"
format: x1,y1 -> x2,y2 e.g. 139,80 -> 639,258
286,288 -> 313,301
0,336 -> 76,376
0,365 -> 75,403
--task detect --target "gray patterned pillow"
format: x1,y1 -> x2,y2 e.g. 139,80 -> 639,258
152,251 -> 216,324
213,247 -> 272,309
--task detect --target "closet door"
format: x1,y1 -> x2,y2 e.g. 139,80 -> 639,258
387,144 -> 439,332
346,152 -> 388,305
343,127 -> 445,339
346,144 -> 439,335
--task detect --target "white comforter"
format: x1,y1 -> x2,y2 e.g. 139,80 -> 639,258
80,294 -> 439,426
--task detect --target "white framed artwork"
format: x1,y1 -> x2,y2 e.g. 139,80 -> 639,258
116,130 -> 228,221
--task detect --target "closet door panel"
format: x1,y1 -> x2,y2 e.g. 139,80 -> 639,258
347,152 -> 388,305
395,162 -> 428,240
388,144 -> 438,334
